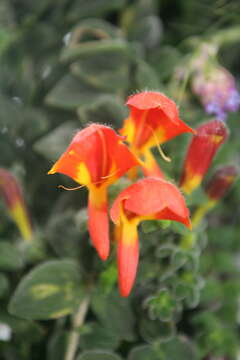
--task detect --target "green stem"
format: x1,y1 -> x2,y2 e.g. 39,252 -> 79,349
64,295 -> 90,360
181,200 -> 216,250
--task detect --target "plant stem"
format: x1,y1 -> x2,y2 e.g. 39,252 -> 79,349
64,295 -> 90,360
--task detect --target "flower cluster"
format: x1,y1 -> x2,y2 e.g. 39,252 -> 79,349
48,90 -> 236,296
48,91 -> 193,296
192,66 -> 240,121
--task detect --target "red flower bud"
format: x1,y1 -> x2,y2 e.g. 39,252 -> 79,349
180,120 -> 228,194
206,165 -> 238,201
0,168 -> 32,241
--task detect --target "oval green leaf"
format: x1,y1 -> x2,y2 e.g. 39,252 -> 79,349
8,259 -> 83,320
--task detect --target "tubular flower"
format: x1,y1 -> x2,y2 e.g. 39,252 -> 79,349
110,177 -> 191,297
192,66 -> 240,121
205,165 -> 238,202
48,124 -> 140,261
0,168 -> 32,241
180,120 -> 228,194
120,91 -> 194,178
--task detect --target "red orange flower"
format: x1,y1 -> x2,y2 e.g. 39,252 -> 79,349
120,91 -> 194,177
0,168 -> 32,241
48,124 -> 139,261
110,177 -> 191,297
205,165 -> 238,202
180,120 -> 228,194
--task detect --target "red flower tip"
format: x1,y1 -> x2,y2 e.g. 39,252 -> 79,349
206,165 -> 238,201
180,120 -> 228,194
110,177 -> 191,296
0,168 -> 32,241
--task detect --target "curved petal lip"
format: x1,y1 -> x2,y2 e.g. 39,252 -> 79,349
110,177 -> 191,229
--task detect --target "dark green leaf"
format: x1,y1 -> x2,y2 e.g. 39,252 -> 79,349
91,290 -> 135,341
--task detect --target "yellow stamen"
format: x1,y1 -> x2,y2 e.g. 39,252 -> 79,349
58,184 -> 86,191
146,125 -> 171,163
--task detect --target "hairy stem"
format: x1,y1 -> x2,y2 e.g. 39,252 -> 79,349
64,295 -> 90,360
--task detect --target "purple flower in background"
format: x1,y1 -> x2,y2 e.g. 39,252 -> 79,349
192,66 -> 240,121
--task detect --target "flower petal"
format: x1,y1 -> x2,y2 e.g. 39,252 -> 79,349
88,186 -> 109,260
48,123 -> 139,186
110,177 -> 190,229
117,221 -> 139,297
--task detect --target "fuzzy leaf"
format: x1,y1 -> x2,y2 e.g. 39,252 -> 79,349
8,260 -> 83,320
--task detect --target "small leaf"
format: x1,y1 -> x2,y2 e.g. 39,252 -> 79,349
79,322 -> 120,350
45,75 -> 110,110
135,60 -> 161,90
145,289 -> 178,321
128,345 -> 164,360
8,260 -> 83,320
161,336 -> 200,360
34,121 -> 77,160
140,317 -> 175,343
77,350 -> 122,360
91,290 -> 135,341
0,242 -> 23,271
77,95 -> 127,127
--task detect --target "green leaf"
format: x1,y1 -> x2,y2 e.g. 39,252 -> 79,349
77,95 -> 127,127
79,322 -> 119,350
161,336 -> 200,360
145,289 -> 178,321
8,260 -> 83,320
0,273 -> 9,297
47,330 -> 67,360
0,242 -> 23,270
45,75 -> 110,110
69,41 -> 130,92
140,317 -> 175,342
134,60 -> 161,90
91,290 -> 135,341
77,350 -> 122,360
128,345 -> 164,360
33,121 -> 77,160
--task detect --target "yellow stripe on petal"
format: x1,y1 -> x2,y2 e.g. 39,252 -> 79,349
10,201 -> 32,241
181,173 -> 202,194
121,117 -> 136,144
75,162 -> 91,185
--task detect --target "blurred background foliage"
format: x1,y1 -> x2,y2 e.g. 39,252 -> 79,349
0,0 -> 240,359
